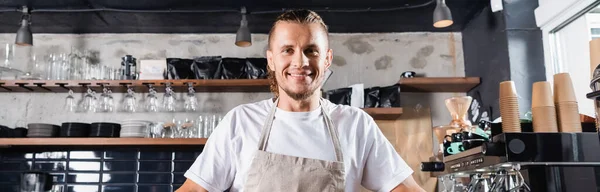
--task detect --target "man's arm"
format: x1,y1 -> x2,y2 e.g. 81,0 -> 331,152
390,176 -> 426,192
175,179 -> 208,192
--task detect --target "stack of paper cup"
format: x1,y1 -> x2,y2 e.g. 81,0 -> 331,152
554,73 -> 582,132
499,81 -> 521,132
531,81 -> 558,132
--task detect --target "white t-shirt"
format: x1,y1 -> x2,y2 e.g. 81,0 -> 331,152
184,99 -> 413,192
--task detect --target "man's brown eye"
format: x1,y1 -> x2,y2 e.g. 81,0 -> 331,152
283,48 -> 294,54
305,49 -> 319,55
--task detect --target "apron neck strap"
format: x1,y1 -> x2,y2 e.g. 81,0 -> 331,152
257,98 -> 344,162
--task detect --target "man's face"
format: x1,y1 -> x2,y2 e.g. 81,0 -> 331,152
267,22 -> 332,101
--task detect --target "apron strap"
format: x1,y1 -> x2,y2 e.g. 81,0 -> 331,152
257,98 -> 279,151
320,99 -> 344,162
257,98 -> 344,162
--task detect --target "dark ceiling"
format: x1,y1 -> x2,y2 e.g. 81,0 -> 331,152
0,0 -> 489,34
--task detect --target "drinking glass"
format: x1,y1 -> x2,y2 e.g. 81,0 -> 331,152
179,118 -> 195,138
68,48 -> 82,80
113,68 -> 121,80
200,114 -> 220,138
184,85 -> 198,112
59,53 -> 70,80
51,53 -> 60,80
1,43 -> 26,78
1,43 -> 15,72
87,64 -> 101,80
186,118 -> 198,138
162,84 -> 177,112
98,87 -> 114,112
161,121 -> 176,138
145,86 -> 160,112
64,89 -> 76,112
81,50 -> 92,80
17,47 -> 42,80
80,87 -> 97,113
48,53 -> 68,80
196,115 -> 206,138
103,66 -> 114,80
121,87 -> 137,113
45,53 -> 55,80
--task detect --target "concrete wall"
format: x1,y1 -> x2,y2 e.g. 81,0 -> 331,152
0,33 -> 464,128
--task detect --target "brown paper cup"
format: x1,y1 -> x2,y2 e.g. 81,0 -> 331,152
500,81 -> 518,98
499,96 -> 521,133
589,39 -> 600,78
553,73 -> 577,102
556,102 -> 582,132
532,81 -> 555,108
532,106 -> 558,132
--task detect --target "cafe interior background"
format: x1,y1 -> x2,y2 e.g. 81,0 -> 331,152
0,0 -> 599,191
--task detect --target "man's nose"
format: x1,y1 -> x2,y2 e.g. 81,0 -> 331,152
291,52 -> 310,67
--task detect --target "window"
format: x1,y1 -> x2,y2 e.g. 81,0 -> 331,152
537,0 -> 600,117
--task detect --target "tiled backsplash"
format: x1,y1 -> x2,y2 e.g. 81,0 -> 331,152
0,148 -> 203,192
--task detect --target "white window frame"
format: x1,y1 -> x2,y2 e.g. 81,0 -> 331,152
535,0 -> 600,83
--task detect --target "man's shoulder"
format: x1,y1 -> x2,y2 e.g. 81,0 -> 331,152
323,100 -> 373,122
227,99 -> 273,116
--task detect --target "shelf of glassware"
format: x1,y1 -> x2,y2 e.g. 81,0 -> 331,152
0,79 -> 271,93
0,138 -> 208,146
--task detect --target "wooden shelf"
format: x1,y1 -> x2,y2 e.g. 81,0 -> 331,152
398,77 -> 480,92
0,138 -> 207,146
362,107 -> 403,120
0,79 -> 270,93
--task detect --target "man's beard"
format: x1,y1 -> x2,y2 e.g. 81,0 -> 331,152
281,85 -> 319,101
280,76 -> 323,101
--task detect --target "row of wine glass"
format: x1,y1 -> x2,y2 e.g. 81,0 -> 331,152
65,84 -> 198,113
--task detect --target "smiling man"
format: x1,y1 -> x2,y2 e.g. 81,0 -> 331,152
176,9 -> 425,192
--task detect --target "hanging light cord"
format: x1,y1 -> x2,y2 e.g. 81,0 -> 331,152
0,0 -> 435,14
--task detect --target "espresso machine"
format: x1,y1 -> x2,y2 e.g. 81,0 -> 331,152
422,95 -> 600,192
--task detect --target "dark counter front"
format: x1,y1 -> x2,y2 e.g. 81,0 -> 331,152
0,147 -> 203,192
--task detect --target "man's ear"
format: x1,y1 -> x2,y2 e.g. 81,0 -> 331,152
267,49 -> 275,71
325,48 -> 333,69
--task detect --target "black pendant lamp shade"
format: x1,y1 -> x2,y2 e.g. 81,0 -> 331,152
433,0 -> 453,28
235,7 -> 252,47
15,6 -> 32,46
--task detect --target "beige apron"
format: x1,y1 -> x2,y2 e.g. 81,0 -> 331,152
243,99 -> 346,192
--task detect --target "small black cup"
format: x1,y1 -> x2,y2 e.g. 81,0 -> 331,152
401,71 -> 416,78
462,139 -> 486,150
451,132 -> 464,142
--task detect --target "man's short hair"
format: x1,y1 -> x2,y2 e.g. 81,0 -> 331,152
267,9 -> 329,97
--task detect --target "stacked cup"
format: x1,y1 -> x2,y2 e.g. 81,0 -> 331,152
531,81 -> 558,132
553,73 -> 582,132
499,81 -> 521,132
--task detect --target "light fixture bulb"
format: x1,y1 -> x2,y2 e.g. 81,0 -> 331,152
433,0 -> 453,28
235,7 -> 252,47
15,6 -> 32,46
